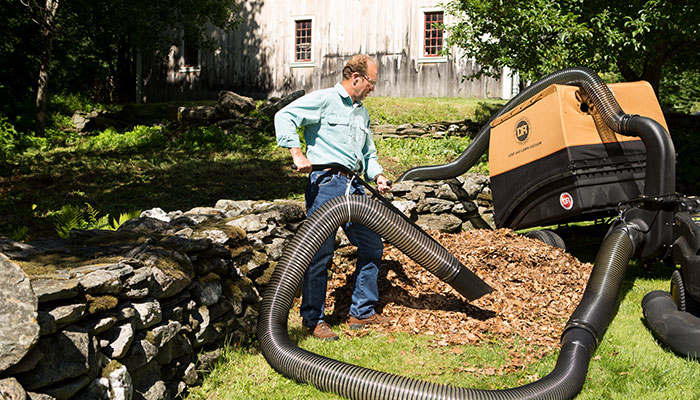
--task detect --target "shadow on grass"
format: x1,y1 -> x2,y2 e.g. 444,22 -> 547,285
0,149 -> 307,238
327,259 -> 496,323
472,101 -> 505,125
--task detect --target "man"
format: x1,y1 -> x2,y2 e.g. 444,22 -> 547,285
274,54 -> 392,341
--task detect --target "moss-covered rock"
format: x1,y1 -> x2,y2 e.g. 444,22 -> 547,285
86,294 -> 119,314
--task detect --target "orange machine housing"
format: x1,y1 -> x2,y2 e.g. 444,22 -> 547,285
488,81 -> 668,229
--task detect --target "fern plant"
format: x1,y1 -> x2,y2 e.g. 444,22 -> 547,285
85,202 -> 112,230
11,226 -> 29,242
53,204 -> 86,238
52,203 -> 141,238
109,209 -> 142,229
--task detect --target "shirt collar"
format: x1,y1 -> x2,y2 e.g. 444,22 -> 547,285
335,83 -> 362,106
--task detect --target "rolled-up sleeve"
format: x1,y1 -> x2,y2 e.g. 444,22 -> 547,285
274,92 -> 325,148
363,131 -> 383,181
365,151 -> 383,181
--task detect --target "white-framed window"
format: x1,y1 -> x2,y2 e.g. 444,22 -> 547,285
180,39 -> 201,72
418,8 -> 447,63
291,16 -> 314,67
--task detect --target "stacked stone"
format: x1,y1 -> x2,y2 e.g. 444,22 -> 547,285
209,177 -> 495,261
175,90 -> 305,132
176,90 -> 265,132
371,120 -> 482,139
0,200 -> 309,400
388,174 -> 494,233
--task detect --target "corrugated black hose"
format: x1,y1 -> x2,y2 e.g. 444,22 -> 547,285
642,290 -> 700,359
257,192 -> 641,399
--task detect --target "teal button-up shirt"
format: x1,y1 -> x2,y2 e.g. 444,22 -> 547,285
274,83 -> 383,181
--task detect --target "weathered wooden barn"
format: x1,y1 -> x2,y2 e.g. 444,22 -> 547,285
141,0 -> 519,102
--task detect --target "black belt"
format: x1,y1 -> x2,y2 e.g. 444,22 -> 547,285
324,168 -> 353,177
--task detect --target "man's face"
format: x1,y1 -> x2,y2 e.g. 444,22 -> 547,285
355,61 -> 378,101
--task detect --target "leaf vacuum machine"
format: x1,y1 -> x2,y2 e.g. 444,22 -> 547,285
257,66 -> 699,400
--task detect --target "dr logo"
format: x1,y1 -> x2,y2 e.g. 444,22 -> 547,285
515,119 -> 530,143
560,192 -> 574,210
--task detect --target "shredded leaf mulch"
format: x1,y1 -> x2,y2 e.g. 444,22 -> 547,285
325,228 -> 593,372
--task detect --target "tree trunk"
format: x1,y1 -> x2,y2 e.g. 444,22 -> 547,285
616,61 -> 641,85
116,38 -> 135,103
617,59 -> 663,96
641,64 -> 662,97
640,41 -> 667,97
618,40 -> 665,96
35,0 -> 60,136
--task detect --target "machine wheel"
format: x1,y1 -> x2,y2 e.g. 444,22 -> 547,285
670,270 -> 687,312
524,229 -> 566,251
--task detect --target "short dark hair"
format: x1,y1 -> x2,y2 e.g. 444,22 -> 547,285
342,54 -> 377,80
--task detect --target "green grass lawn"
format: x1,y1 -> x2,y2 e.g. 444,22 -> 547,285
364,96 -> 504,125
580,275 -> 700,399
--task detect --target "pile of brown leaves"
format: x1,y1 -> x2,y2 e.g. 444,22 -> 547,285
325,229 -> 593,370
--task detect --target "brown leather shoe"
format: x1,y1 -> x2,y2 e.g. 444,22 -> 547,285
308,322 -> 339,341
347,313 -> 391,330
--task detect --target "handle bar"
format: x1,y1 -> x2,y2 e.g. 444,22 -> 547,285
292,163 -> 393,187
292,162 -> 410,221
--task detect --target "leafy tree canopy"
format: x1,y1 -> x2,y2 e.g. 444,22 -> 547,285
443,0 -> 700,93
62,0 -> 242,56
0,0 -> 242,119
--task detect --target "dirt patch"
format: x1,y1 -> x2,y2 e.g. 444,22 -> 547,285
326,228 -> 593,371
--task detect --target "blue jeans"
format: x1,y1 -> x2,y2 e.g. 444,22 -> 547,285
301,170 -> 384,327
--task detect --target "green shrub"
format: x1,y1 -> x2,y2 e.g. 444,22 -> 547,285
11,226 -> 29,242
79,125 -> 167,152
49,92 -> 109,115
52,203 -> 107,238
0,113 -> 72,158
44,126 -> 79,148
0,114 -> 18,160
660,71 -> 700,114
110,209 -> 142,228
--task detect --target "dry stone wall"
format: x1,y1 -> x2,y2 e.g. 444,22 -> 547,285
0,176 -> 493,400
371,120 -> 482,139
387,174 -> 494,233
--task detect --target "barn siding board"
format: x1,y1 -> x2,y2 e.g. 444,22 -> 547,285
142,0 -> 516,102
